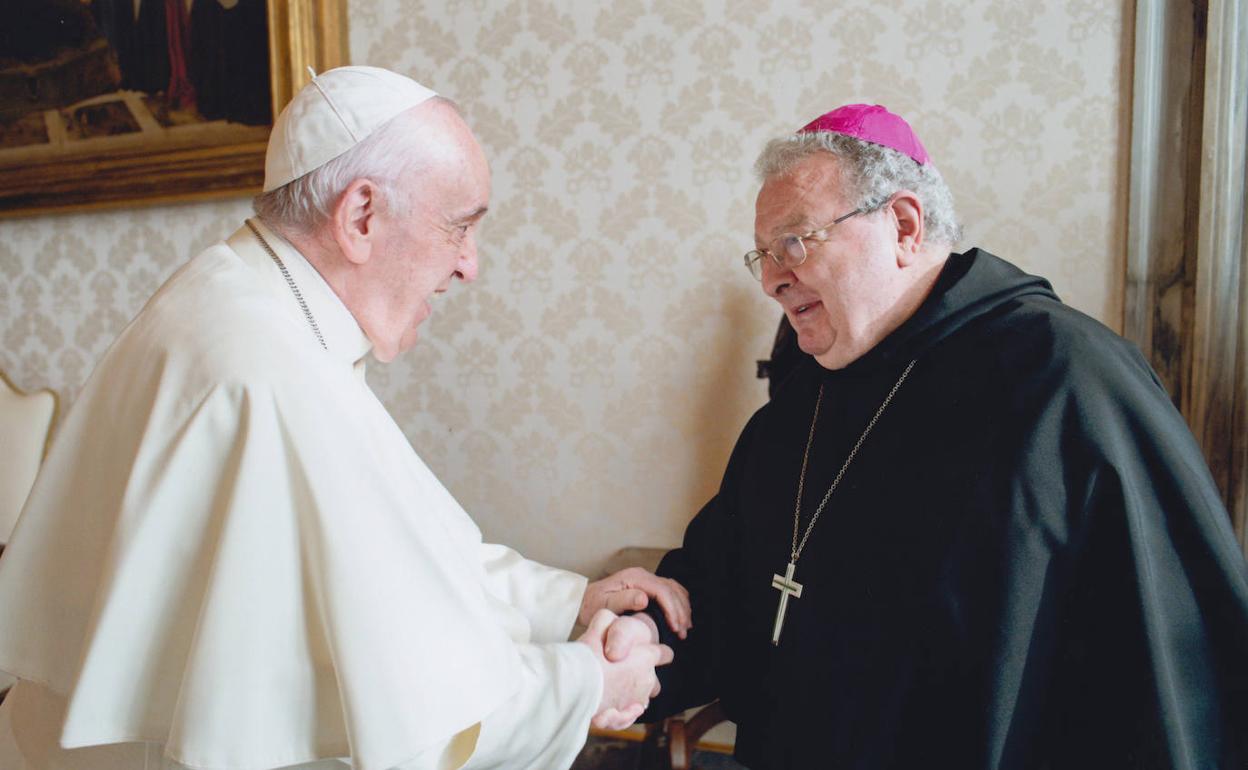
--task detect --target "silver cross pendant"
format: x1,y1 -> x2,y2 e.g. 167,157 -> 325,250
770,561 -> 803,645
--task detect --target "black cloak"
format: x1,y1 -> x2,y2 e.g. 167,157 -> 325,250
644,249 -> 1248,770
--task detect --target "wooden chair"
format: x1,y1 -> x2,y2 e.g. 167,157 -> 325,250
0,369 -> 57,546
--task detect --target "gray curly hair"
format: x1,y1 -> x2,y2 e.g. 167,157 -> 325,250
754,131 -> 963,247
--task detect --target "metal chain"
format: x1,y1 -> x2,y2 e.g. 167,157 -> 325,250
245,219 -> 328,351
791,358 -> 917,562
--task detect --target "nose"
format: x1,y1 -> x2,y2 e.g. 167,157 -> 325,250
760,255 -> 793,299
455,238 -> 479,283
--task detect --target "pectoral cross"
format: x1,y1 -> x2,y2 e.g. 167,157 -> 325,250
770,561 -> 803,645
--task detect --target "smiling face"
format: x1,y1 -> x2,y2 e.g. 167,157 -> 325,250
364,104 -> 491,361
754,152 -> 914,369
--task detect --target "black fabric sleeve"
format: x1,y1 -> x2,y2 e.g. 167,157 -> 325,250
640,411 -> 761,722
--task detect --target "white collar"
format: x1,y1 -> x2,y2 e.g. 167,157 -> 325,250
227,219 -> 374,371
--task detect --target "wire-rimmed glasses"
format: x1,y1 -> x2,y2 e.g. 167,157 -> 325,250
744,208 -> 863,280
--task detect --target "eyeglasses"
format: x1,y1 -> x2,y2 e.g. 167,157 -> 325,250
743,208 -> 863,281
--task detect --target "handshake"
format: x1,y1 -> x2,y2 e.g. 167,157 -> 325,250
575,567 -> 691,731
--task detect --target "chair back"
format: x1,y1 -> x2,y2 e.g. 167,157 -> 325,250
0,372 -> 56,543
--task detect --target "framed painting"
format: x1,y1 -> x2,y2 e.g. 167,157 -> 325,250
0,0 -> 349,218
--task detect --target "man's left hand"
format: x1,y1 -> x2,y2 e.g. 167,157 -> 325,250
580,567 -> 691,639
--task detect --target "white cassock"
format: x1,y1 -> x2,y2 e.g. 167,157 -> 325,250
0,220 -> 602,770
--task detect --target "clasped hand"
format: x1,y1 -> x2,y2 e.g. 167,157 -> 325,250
576,567 -> 689,729
578,610 -> 668,730
578,566 -> 690,639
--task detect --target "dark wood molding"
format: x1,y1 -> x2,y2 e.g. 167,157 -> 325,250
1123,0 -> 1205,409
1189,0 -> 1248,551
1125,0 -> 1248,553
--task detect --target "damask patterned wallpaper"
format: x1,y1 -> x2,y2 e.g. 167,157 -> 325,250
0,0 -> 1127,575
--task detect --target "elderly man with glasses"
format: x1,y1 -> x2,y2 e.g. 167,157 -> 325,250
627,104 -> 1248,770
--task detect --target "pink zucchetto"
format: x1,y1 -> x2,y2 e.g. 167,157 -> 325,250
798,104 -> 930,165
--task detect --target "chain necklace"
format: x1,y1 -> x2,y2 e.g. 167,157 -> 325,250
770,358 -> 916,646
245,219 -> 327,351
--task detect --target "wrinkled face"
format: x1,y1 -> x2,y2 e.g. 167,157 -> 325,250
370,111 -> 490,361
754,153 -> 900,369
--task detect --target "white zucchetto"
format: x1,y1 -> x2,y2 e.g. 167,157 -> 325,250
263,66 -> 437,192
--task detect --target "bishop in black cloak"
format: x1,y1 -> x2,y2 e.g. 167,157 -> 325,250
640,104 -> 1248,770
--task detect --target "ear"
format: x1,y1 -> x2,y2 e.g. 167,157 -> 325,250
331,178 -> 380,266
887,190 -> 925,265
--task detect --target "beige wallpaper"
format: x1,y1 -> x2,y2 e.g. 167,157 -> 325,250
0,0 -> 1128,575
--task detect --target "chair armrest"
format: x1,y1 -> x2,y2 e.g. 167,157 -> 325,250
642,699 -> 729,770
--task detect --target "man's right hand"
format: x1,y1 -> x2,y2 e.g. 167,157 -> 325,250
577,609 -> 673,730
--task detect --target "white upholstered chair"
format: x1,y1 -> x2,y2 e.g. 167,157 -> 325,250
0,370 -> 57,546
0,370 -> 56,700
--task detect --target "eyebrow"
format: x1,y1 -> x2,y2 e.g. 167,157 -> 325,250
781,214 -> 817,231
453,205 -> 489,224
754,215 -> 815,246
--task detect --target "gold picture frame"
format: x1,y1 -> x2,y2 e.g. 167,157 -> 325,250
0,0 -> 349,219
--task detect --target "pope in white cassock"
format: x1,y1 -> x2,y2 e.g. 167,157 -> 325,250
0,66 -> 688,770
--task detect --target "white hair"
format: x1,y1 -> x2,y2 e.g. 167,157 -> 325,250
253,96 -> 457,234
754,131 -> 963,247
